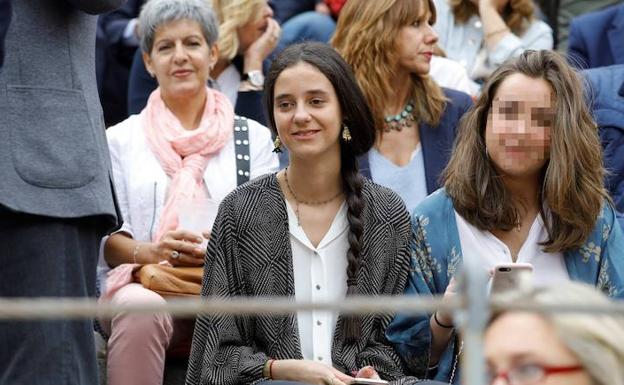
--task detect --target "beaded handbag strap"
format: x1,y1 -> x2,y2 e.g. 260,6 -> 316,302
233,116 -> 251,186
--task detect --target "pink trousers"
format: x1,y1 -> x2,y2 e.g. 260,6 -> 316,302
100,283 -> 192,385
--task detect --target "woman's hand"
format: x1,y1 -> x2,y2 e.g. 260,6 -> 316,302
146,229 -> 206,267
354,366 -> 381,381
436,276 -> 459,326
272,359 -> 353,385
243,17 -> 281,73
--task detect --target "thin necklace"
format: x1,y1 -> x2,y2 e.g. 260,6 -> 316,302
283,168 -> 342,226
383,100 -> 415,132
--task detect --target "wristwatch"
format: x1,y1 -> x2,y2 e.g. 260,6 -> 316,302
242,70 -> 265,88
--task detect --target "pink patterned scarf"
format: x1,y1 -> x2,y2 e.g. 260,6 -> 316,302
143,87 -> 234,242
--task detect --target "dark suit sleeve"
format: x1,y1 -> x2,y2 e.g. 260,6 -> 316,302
65,0 -> 126,14
567,19 -> 590,69
99,0 -> 141,48
127,48 -> 158,114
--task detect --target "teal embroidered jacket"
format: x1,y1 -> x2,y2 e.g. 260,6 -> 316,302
386,189 -> 624,383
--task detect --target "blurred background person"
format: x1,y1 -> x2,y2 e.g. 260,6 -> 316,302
99,1 -> 278,384
567,2 -> 624,69
0,0 -> 123,384
485,282 -> 624,385
333,0 -> 473,213
432,0 -> 553,83
534,0 -> 621,52
386,50 -> 624,384
97,0 -> 144,127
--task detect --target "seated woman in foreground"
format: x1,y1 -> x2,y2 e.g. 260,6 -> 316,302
100,1 -> 278,384
185,42 -> 421,385
386,49 -> 624,384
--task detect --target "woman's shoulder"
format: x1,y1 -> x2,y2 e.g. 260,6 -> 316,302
220,172 -> 279,209
442,87 -> 473,113
359,178 -> 411,227
106,113 -> 144,148
413,188 -> 454,219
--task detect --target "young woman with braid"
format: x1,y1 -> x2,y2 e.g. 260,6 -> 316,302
185,42 -> 425,385
332,0 -> 472,214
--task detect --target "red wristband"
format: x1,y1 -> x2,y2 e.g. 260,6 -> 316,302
269,359 -> 276,379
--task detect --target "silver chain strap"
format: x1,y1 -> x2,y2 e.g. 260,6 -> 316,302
448,339 -> 464,384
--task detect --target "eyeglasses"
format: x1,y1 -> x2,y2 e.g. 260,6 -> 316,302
487,363 -> 583,385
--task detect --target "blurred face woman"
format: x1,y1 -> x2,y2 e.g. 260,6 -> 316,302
186,43 -> 418,385
485,283 -> 624,385
332,0 -> 473,213
386,50 -> 624,384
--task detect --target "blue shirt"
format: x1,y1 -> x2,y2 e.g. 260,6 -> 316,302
386,189 -> 624,383
369,145 -> 428,214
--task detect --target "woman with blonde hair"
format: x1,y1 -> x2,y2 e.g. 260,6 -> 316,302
486,282 -> 624,385
128,0 -> 280,124
386,50 -> 624,383
433,0 -> 553,82
332,0 -> 472,213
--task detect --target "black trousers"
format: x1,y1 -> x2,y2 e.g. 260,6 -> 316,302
0,206 -> 108,385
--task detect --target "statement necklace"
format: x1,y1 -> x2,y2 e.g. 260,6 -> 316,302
283,168 -> 342,226
383,100 -> 415,132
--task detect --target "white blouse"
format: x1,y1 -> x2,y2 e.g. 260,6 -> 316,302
97,114 -> 278,289
105,114 -> 279,242
455,211 -> 570,288
287,201 -> 348,366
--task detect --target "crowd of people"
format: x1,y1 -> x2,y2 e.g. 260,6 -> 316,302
1,0 -> 623,385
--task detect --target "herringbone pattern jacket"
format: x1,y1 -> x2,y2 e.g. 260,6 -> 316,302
186,173 -> 420,385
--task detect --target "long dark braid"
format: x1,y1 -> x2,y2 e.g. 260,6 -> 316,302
264,42 -> 377,343
341,144 -> 365,343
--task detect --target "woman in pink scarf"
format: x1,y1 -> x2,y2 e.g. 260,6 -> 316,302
98,1 -> 279,384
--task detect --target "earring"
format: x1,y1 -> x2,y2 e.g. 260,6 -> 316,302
272,136 -> 283,153
341,124 -> 352,143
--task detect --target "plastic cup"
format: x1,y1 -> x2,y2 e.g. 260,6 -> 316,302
177,198 -> 219,249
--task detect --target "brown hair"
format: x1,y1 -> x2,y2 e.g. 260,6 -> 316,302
332,0 -> 446,132
443,50 -> 609,252
449,0 -> 534,34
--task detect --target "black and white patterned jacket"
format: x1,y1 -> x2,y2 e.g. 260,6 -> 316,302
186,173 -> 420,385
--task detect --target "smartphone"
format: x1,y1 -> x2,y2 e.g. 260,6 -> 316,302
351,379 -> 389,385
490,263 -> 533,294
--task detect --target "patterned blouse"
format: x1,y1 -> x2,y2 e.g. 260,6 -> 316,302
386,189 -> 624,384
185,173 -> 422,385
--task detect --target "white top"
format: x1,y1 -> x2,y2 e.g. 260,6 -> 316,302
430,56 -> 480,96
433,0 -> 553,80
212,63 -> 241,108
288,201 -> 349,366
454,211 -> 570,288
97,114 -> 279,286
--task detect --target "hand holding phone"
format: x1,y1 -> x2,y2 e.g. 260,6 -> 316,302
490,263 -> 533,294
